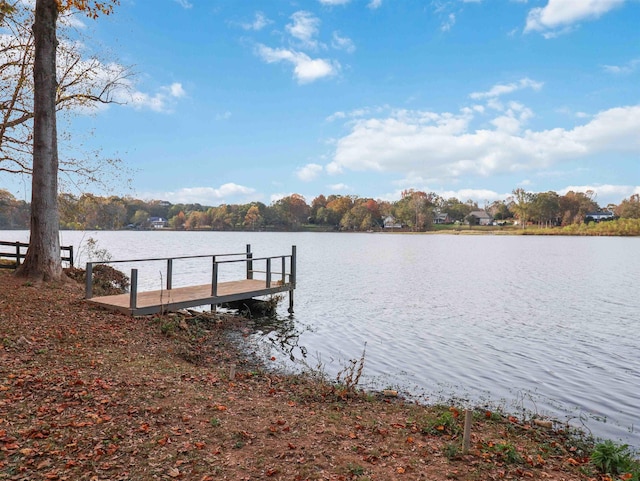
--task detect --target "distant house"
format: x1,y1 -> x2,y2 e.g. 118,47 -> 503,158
433,212 -> 452,224
585,211 -> 615,222
467,210 -> 494,226
383,216 -> 402,229
149,216 -> 168,229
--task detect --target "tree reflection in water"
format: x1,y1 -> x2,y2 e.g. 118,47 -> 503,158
247,315 -> 312,363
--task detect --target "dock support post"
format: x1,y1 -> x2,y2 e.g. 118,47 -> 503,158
288,289 -> 294,314
130,269 -> 138,311
85,262 -> 93,299
167,258 -> 173,290
246,244 -> 253,279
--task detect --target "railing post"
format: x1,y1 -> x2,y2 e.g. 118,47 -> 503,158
266,258 -> 271,288
15,241 -> 20,267
290,245 -> 297,288
281,256 -> 286,285
85,262 -> 93,299
288,246 -> 296,314
211,256 -> 218,297
130,269 -> 138,310
246,244 -> 253,279
68,245 -> 74,267
167,258 -> 173,290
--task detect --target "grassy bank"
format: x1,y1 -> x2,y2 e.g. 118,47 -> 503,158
0,270 -> 635,480
430,219 -> 640,236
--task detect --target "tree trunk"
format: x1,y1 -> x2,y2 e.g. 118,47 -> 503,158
15,0 -> 63,281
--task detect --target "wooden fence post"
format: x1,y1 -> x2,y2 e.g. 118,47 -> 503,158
85,263 -> 93,299
462,410 -> 472,454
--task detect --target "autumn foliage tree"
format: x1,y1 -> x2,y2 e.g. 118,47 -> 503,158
615,194 -> 640,219
509,188 -> 534,229
15,0 -> 118,281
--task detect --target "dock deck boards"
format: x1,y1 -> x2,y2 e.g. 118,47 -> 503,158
88,279 -> 290,316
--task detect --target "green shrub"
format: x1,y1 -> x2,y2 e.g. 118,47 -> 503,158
590,440 -> 636,475
421,410 -> 461,436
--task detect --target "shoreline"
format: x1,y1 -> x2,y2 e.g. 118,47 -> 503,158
2,270 -> 638,479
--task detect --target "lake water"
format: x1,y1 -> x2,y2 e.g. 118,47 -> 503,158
2,230 -> 639,446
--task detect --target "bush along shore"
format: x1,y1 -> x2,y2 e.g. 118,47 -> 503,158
1,270 -> 638,480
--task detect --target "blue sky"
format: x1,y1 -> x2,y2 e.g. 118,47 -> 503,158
4,0 -> 640,207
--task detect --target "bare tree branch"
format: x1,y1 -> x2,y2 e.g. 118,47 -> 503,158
0,2 -> 132,183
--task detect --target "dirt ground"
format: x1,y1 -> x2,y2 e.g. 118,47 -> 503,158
0,270 -> 602,480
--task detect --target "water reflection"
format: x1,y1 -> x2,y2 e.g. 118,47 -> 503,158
247,314 -> 310,363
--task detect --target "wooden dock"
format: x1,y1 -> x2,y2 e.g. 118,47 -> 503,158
85,245 -> 296,316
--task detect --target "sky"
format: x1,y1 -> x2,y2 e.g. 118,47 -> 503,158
3,0 -> 640,208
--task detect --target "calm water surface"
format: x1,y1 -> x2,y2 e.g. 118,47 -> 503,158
3,230 -> 639,446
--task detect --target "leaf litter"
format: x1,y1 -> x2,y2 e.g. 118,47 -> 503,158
0,271 -> 600,480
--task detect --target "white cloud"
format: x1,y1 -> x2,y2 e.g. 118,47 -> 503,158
125,82 -> 187,113
328,103 -> 640,182
438,188 -> 503,203
328,183 -> 350,191
470,78 -> 543,100
144,183 -> 256,205
256,44 -> 338,84
326,161 -> 343,175
296,163 -> 324,181
318,0 -> 351,5
326,105 -> 389,122
368,0 -> 383,8
603,58 -> 640,74
556,107 -> 591,119
332,31 -> 355,53
241,12 -> 271,31
174,0 -> 193,9
558,184 -> 640,205
379,186 -> 505,205
169,83 -> 186,98
525,0 -> 626,35
215,111 -> 232,121
270,192 -> 293,203
286,11 -> 322,49
441,13 -> 456,32
326,111 -> 346,122
58,10 -> 88,29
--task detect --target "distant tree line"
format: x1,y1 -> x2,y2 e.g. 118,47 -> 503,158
1,188 -> 639,231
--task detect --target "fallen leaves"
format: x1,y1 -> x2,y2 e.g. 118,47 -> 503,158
0,271 -> 597,481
